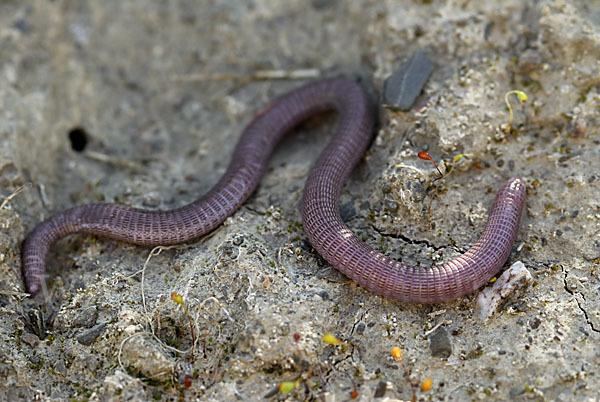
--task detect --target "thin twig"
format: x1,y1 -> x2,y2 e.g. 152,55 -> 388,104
86,151 -> 143,171
0,290 -> 29,298
0,183 -> 32,210
141,246 -> 167,331
423,320 -> 452,338
171,68 -> 320,83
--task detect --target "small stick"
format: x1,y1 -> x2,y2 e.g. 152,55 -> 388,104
0,183 -> 32,210
171,68 -> 320,82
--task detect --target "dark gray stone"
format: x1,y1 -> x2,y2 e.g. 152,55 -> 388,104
383,51 -> 433,111
54,359 -> 67,376
374,380 -> 387,398
72,306 -> 98,328
429,326 -> 452,358
26,309 -> 45,339
76,323 -> 106,346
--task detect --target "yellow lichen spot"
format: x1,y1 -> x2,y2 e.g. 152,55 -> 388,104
453,154 -> 465,163
515,90 -> 528,103
170,292 -> 184,306
278,381 -> 296,394
322,333 -> 341,345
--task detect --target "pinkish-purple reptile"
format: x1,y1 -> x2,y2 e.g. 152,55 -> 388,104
22,78 -> 526,302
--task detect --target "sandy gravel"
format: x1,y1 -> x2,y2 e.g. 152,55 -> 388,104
0,0 -> 599,400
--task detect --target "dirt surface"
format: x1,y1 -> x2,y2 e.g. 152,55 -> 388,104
1,0 -> 599,400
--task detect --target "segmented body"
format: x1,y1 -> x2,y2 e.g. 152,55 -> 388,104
22,78 -> 526,302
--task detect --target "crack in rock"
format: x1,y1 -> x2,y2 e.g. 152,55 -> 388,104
562,266 -> 599,333
370,224 -> 461,254
242,205 -> 264,216
350,307 -> 373,337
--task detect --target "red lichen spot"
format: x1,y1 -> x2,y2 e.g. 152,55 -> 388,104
417,151 -> 443,178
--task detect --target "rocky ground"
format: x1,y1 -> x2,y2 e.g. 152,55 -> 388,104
0,0 -> 599,400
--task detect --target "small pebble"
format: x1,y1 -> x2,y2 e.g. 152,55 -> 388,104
530,317 -> 541,329
385,199 -> 399,212
54,359 -> 67,376
373,381 -> 387,398
76,323 -> 106,346
221,245 -> 235,257
21,332 -> 40,348
383,51 -> 433,111
429,327 -> 452,358
72,306 -> 98,328
476,261 -> 533,321
27,309 -> 45,339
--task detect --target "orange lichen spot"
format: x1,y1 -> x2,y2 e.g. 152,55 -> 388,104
421,377 -> 432,392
